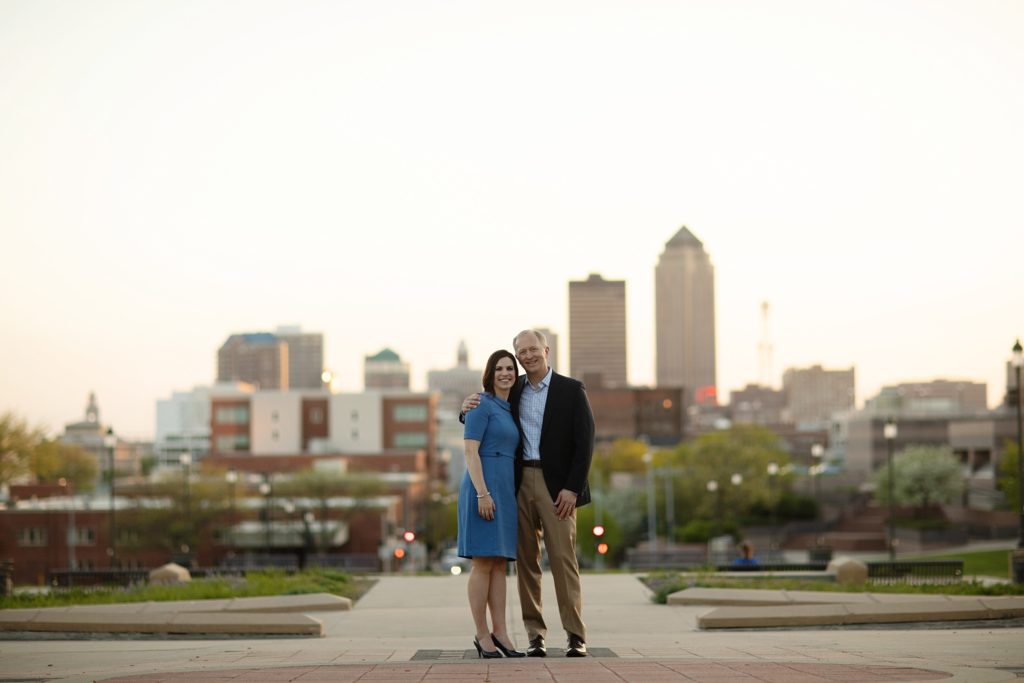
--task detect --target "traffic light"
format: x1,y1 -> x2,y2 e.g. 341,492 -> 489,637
597,543 -> 609,555
394,547 -> 406,559
403,530 -> 416,543
592,524 -> 605,538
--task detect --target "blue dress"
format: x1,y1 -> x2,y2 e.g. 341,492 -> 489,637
457,393 -> 519,560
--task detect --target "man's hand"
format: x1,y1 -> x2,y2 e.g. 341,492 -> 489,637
461,393 -> 482,415
554,489 -> 577,520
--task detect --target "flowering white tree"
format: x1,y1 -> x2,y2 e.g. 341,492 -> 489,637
873,445 -> 963,512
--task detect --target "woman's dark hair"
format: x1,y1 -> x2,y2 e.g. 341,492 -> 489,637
481,349 -> 519,394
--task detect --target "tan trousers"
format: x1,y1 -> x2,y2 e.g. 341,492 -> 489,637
516,467 -> 586,642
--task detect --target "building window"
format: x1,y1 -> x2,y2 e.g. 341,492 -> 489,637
393,404 -> 427,422
310,408 -> 324,425
394,432 -> 428,448
18,528 -> 47,546
351,428 -> 359,440
72,527 -> 96,546
215,406 -> 250,425
271,410 -> 279,422
216,434 -> 250,452
351,409 -> 359,421
272,430 -> 279,441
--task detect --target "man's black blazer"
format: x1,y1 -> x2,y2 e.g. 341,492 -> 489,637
511,372 -> 595,508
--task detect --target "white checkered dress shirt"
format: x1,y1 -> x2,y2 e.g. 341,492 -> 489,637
519,368 -> 552,461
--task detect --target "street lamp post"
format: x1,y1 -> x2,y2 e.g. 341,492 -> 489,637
179,453 -> 192,558
225,469 -> 238,542
664,466 -> 675,546
642,452 -> 657,546
104,427 -> 117,568
810,443 -> 824,512
301,511 -> 315,570
767,463 -> 779,551
1011,339 -> 1023,583
706,479 -> 720,535
259,475 -> 272,560
884,419 -> 898,562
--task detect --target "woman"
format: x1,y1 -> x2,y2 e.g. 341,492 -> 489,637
457,349 -> 525,658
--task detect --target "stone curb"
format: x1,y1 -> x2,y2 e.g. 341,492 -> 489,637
0,593 -> 347,636
0,609 -> 324,636
697,596 -> 1024,629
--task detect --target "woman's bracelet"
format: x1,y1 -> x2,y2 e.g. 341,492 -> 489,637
476,491 -> 490,499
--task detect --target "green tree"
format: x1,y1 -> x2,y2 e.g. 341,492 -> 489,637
0,411 -> 44,486
668,425 -> 792,528
30,440 -> 99,492
873,445 -> 963,513
998,441 -> 1019,513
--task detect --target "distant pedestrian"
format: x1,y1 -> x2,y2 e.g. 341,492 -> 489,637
732,540 -> 759,567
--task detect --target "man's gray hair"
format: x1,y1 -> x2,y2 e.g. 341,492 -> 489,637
513,329 -> 547,349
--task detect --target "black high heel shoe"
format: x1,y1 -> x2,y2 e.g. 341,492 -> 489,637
474,636 -> 502,659
490,634 -> 526,658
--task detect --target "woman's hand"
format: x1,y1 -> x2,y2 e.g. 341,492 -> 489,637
477,493 -> 495,520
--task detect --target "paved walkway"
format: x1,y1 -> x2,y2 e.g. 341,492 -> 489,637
2,573 -> 1022,682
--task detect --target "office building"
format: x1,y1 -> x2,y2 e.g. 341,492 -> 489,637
569,274 -> 627,388
655,226 -> 717,401
364,348 -> 410,390
274,326 -> 325,389
865,379 -> 988,416
783,364 -> 856,427
217,333 -> 289,390
427,341 -> 483,413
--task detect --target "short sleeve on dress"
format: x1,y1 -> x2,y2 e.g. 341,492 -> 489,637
464,395 -> 487,441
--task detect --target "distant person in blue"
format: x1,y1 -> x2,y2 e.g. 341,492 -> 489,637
457,349 -> 525,659
732,540 -> 759,567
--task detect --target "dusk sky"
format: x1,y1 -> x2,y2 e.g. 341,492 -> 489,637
2,1 -> 1022,440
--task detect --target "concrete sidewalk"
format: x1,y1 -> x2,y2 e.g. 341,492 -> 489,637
1,573 -> 1022,682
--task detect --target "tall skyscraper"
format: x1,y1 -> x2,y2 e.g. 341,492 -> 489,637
274,326 -> 325,389
655,226 -> 717,401
569,273 -> 627,388
217,333 -> 289,390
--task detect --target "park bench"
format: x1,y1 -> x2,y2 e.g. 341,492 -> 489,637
866,560 -> 964,585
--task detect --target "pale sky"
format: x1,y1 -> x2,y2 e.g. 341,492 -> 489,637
2,0 -> 1022,440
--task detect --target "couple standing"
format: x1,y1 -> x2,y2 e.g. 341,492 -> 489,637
457,329 -> 595,659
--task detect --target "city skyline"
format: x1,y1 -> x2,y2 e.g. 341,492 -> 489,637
2,1 -> 1022,439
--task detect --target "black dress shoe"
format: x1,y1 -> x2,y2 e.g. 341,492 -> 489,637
526,636 -> 547,657
565,633 -> 587,657
490,634 -> 525,658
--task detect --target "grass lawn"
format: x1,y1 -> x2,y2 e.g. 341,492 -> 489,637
902,548 -> 1013,578
0,569 -> 376,610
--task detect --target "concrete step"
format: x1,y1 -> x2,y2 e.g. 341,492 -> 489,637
0,609 -> 324,636
697,596 -> 1024,629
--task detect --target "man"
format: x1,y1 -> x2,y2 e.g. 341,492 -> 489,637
463,329 -> 595,657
